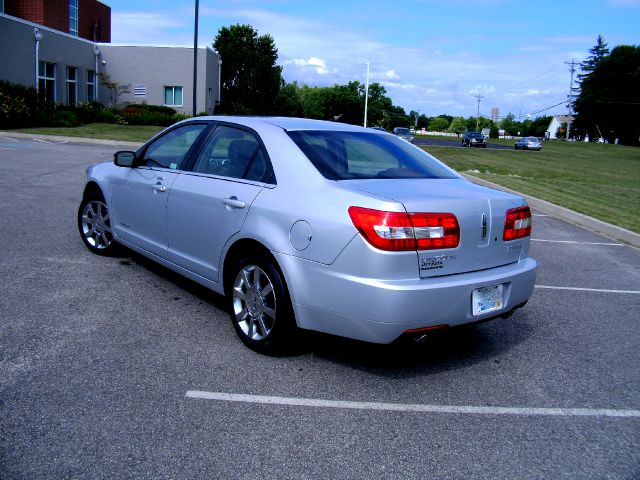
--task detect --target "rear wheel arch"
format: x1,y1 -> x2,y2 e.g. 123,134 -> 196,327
223,239 -> 286,296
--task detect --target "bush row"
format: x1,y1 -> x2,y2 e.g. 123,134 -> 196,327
0,80 -> 188,129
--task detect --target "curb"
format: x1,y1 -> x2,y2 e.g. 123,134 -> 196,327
0,131 -> 142,148
461,173 -> 640,249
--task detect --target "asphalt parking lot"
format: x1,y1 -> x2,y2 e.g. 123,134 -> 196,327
1,137 -> 639,479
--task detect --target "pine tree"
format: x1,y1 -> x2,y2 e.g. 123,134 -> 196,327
578,35 -> 610,84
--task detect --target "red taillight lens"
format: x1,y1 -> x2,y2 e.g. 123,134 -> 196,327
348,207 -> 460,251
503,206 -> 532,241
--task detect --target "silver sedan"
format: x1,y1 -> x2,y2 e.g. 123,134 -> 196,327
78,117 -> 537,354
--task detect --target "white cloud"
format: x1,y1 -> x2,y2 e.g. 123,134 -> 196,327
284,57 -> 330,74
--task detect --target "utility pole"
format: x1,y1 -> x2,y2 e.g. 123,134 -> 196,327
192,0 -> 199,117
363,62 -> 370,128
474,94 -> 484,130
565,59 -> 578,141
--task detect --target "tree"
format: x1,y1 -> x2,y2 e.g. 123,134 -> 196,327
578,35 -> 610,84
213,24 -> 283,115
500,113 -> 520,135
99,73 -> 130,106
574,45 -> 640,145
448,116 -> 467,135
274,81 -> 303,117
428,116 -> 450,132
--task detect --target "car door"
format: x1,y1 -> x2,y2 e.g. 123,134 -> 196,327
111,123 -> 209,258
166,124 -> 275,282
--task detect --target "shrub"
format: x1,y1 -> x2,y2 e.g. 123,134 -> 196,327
0,80 -> 42,129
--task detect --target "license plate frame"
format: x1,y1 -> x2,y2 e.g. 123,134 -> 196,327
472,284 -> 504,316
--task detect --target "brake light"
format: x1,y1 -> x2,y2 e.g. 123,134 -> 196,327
503,206 -> 532,241
348,207 -> 460,251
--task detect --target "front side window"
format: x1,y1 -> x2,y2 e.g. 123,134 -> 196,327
164,86 -> 183,106
141,124 -> 207,170
288,131 -> 458,180
66,66 -> 77,106
38,62 -> 55,103
87,70 -> 95,102
69,0 -> 78,36
193,126 -> 274,183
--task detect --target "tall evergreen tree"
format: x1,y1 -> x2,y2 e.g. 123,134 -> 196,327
578,35 -> 610,84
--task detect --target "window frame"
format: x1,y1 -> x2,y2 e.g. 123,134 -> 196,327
69,0 -> 78,36
87,70 -> 95,102
164,86 -> 184,107
66,66 -> 77,106
38,61 -> 56,103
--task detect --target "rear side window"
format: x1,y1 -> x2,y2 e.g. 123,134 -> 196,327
193,126 -> 275,183
287,131 -> 457,180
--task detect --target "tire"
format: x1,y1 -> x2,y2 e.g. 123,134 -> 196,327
229,254 -> 297,354
78,190 -> 118,256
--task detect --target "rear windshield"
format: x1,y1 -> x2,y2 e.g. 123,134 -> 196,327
467,132 -> 483,137
287,130 -> 458,180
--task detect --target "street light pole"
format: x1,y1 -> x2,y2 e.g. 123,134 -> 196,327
363,62 -> 370,128
192,0 -> 199,117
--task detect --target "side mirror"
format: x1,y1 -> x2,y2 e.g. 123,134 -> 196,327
114,151 -> 136,168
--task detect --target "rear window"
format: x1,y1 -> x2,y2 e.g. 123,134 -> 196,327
287,130 -> 458,180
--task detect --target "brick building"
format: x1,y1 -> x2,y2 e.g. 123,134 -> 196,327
3,0 -> 111,42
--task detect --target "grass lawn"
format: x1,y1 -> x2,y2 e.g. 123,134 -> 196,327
423,141 -> 640,233
12,123 -> 164,143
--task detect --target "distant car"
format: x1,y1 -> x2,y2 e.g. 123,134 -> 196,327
78,116 -> 536,354
370,126 -> 386,132
515,137 -> 542,151
393,127 -> 415,143
462,131 -> 487,148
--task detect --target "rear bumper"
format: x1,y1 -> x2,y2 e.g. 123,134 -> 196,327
276,253 -> 537,344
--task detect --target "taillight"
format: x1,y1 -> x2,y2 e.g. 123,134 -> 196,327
348,207 -> 460,251
503,206 -> 532,241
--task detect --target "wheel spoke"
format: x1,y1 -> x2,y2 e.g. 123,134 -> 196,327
253,267 -> 260,288
263,306 -> 275,320
233,288 -> 246,302
260,283 -> 273,298
246,317 -> 255,338
242,269 -> 252,289
235,308 -> 248,322
257,315 -> 269,336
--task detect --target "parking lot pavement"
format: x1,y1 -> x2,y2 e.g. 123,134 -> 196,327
1,140 -> 639,479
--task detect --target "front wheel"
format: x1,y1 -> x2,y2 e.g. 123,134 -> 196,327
78,191 -> 118,256
229,255 -> 297,354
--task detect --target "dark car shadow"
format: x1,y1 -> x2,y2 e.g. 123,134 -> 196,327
116,247 -> 535,375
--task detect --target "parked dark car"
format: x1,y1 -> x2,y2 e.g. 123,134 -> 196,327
462,131 -> 487,148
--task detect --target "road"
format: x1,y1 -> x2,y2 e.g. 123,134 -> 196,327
1,137 -> 639,479
414,136 -> 513,150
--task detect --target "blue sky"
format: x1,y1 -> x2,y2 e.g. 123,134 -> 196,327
106,0 -> 639,120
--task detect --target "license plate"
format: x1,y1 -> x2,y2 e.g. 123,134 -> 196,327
472,284 -> 504,316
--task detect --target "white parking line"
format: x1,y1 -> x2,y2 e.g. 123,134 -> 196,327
532,214 -> 549,217
0,137 -> 19,142
33,138 -> 54,144
532,239 -> 623,246
536,285 -> 640,294
185,390 -> 640,418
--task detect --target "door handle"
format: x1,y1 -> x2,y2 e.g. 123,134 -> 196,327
153,185 -> 167,193
223,197 -> 246,209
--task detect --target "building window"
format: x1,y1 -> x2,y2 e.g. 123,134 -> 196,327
38,62 -> 55,103
87,70 -> 95,102
66,67 -> 77,106
69,0 -> 78,36
164,86 -> 183,107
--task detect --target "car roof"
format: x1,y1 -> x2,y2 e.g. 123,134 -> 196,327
186,116 -> 369,133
